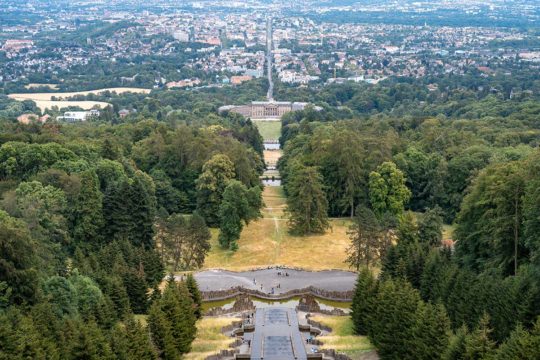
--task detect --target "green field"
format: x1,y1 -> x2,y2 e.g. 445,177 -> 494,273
254,121 -> 282,140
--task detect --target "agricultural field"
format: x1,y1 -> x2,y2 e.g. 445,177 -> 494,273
8,87 -> 151,112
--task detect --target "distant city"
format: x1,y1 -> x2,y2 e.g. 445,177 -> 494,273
1,0 -> 539,95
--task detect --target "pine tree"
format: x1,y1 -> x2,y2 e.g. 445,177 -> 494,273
102,275 -> 131,318
286,163 -> 329,235
109,323 -> 130,359
169,282 -> 197,353
148,281 -> 197,357
148,302 -> 179,360
124,317 -> 158,359
418,207 -> 443,246
102,180 -> 132,241
140,248 -> 165,288
350,268 -> 377,335
495,318 -> 540,360
346,206 -> 382,271
410,302 -> 451,360
464,313 -> 497,360
149,283 -> 161,305
111,317 -> 158,360
11,312 -> 54,359
185,273 -> 203,319
122,269 -> 149,314
420,250 -> 447,301
443,325 -> 469,360
69,318 -> 113,360
370,279 -> 421,359
129,171 -> 157,248
71,170 -> 104,250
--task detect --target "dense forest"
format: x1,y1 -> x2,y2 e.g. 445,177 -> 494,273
0,110 -> 263,357
273,67 -> 540,357
2,66 -> 540,357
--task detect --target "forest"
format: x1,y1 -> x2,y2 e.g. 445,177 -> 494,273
0,110 -> 264,357
1,68 -> 540,357
275,74 -> 540,357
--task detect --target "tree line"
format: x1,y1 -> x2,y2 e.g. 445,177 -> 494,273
279,94 -> 540,233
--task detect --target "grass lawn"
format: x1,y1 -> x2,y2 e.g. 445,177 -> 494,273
203,186 -> 353,271
184,317 -> 240,360
254,120 -> 281,140
310,315 -> 374,359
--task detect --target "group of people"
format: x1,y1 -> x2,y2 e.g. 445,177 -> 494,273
249,268 -> 295,294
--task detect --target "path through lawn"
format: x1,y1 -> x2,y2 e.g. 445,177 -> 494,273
203,186 -> 351,271
202,118 -> 352,271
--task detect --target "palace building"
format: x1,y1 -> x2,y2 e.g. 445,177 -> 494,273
219,101 -> 311,120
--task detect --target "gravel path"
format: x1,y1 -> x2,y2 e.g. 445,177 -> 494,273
191,268 -> 357,294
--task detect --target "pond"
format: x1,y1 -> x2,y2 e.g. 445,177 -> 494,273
202,295 -> 351,314
262,179 -> 282,186
264,143 -> 281,150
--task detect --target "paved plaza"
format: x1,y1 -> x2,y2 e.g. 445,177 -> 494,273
192,268 -> 357,294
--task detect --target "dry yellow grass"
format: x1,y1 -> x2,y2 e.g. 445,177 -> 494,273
184,317 -> 240,360
203,186 -> 352,271
310,315 -> 374,359
263,150 -> 282,165
8,87 -> 151,113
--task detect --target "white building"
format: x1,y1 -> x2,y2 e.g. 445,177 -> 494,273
56,110 -> 100,122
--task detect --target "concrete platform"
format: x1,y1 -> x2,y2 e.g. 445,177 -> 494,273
193,268 -> 356,294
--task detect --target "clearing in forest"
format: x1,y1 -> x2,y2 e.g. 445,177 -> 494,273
203,186 -> 352,271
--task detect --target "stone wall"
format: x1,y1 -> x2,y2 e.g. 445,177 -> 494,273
201,285 -> 354,302
321,349 -> 353,360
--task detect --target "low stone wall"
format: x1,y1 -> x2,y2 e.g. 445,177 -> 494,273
307,318 -> 333,333
205,349 -> 237,360
220,320 -> 243,335
201,285 -> 353,302
321,349 -> 353,360
203,265 -> 356,274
